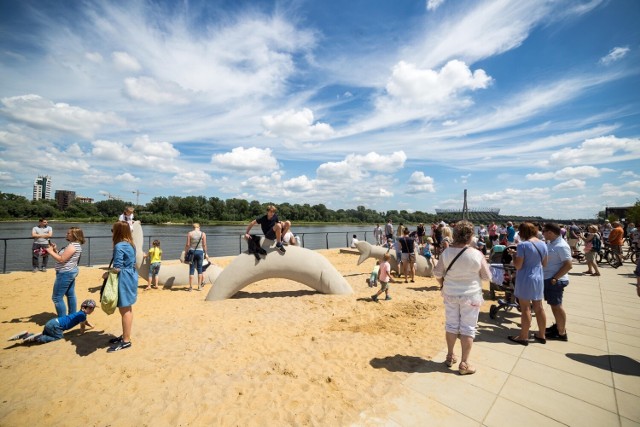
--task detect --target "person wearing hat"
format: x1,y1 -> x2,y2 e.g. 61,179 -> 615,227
8,299 -> 96,344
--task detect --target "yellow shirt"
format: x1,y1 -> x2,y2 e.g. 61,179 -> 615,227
148,247 -> 162,263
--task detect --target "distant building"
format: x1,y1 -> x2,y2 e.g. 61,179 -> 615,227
33,175 -> 52,201
55,190 -> 76,210
75,196 -> 94,204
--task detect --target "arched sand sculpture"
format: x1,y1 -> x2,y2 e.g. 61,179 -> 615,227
131,221 -> 222,288
355,241 -> 433,277
205,237 -> 353,301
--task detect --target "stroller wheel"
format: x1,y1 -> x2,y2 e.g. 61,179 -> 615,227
489,305 -> 498,319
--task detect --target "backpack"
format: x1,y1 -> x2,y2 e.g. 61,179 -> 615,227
592,234 -> 601,252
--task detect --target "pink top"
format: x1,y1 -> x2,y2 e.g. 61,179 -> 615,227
378,261 -> 391,283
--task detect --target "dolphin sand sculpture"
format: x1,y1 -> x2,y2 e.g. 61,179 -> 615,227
355,240 -> 433,277
131,221 -> 222,289
205,237 -> 353,301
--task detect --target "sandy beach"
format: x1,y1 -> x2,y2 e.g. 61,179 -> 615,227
0,249 -> 493,426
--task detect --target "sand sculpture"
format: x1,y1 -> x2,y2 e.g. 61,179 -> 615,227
131,221 -> 222,288
205,237 -> 353,301
355,241 -> 433,277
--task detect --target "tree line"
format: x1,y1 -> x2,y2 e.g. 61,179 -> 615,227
1,192 -> 635,225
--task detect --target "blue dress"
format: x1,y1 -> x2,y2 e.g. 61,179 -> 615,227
114,242 -> 138,307
514,240 -> 548,301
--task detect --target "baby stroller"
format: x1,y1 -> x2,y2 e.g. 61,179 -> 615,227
489,264 -> 519,319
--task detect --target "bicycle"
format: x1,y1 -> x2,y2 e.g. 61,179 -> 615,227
620,244 -> 639,264
596,243 -> 622,268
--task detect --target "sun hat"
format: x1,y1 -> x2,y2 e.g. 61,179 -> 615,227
81,299 -> 97,309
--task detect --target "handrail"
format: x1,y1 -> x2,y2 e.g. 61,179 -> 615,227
0,230 -> 374,273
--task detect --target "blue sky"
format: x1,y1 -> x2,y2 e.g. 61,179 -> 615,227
1,0 -> 639,219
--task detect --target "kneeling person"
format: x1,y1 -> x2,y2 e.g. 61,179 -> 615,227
9,299 -> 96,344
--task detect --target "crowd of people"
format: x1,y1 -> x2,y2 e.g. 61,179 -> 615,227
14,208 -> 640,365
368,217 -> 640,375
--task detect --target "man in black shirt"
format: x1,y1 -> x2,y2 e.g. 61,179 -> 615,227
245,205 -> 286,253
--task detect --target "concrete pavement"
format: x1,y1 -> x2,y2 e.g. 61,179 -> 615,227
370,260 -> 640,426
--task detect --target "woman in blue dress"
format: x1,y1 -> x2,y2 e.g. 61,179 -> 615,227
104,221 -> 138,352
508,222 -> 548,346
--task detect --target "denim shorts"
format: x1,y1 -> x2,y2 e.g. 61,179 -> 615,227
149,262 -> 161,277
544,278 -> 568,306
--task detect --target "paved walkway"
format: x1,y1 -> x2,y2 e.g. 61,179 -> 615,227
381,261 -> 640,426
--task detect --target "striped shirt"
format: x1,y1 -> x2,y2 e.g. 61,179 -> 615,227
55,242 -> 82,272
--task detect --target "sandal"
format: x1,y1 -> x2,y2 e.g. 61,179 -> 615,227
444,354 -> 457,367
508,335 -> 529,346
458,362 -> 476,375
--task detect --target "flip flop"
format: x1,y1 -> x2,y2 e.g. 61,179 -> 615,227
8,331 -> 29,341
508,335 -> 529,346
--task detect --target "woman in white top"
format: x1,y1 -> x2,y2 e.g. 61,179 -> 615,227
45,227 -> 85,316
184,223 -> 208,291
434,221 -> 491,375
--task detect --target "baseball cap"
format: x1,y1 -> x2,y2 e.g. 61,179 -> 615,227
81,299 -> 97,309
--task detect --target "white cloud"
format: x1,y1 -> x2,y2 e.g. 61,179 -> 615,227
426,0 -> 446,11
131,135 -> 180,159
406,171 -> 435,194
123,77 -> 191,105
553,179 -> 585,190
85,52 -> 103,63
112,51 -> 142,72
211,147 -> 279,174
599,46 -> 630,65
316,151 -> 406,180
549,135 -> 640,165
115,172 -> 140,182
526,166 -> 604,181
1,95 -> 124,138
384,60 -> 491,106
262,108 -> 334,140
91,138 -> 180,171
621,171 -> 640,179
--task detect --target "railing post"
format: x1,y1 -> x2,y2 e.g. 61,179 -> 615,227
87,237 -> 91,267
325,233 -> 329,249
2,239 -> 6,274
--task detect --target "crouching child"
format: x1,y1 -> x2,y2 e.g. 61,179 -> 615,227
9,299 -> 96,344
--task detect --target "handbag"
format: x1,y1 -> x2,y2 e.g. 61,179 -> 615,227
182,232 -> 203,264
100,258 -> 118,315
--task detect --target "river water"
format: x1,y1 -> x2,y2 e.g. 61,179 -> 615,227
0,222 -> 381,273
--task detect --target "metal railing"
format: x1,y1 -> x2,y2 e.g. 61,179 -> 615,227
0,231 -> 375,273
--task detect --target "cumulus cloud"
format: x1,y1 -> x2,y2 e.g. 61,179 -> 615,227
123,77 -> 191,105
0,95 -> 124,138
91,137 -> 180,171
115,172 -> 140,182
549,135 -> 640,165
384,60 -> 491,105
131,135 -> 180,159
262,108 -> 334,140
211,147 -> 279,174
599,46 -> 630,65
317,151 -> 407,180
112,51 -> 142,72
526,166 -> 605,181
553,179 -> 585,190
621,171 -> 640,179
406,171 -> 435,194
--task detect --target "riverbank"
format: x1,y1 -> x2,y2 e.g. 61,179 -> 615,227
0,249 -> 464,425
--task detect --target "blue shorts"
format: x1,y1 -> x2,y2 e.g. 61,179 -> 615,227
544,278 -> 568,306
149,262 -> 161,278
